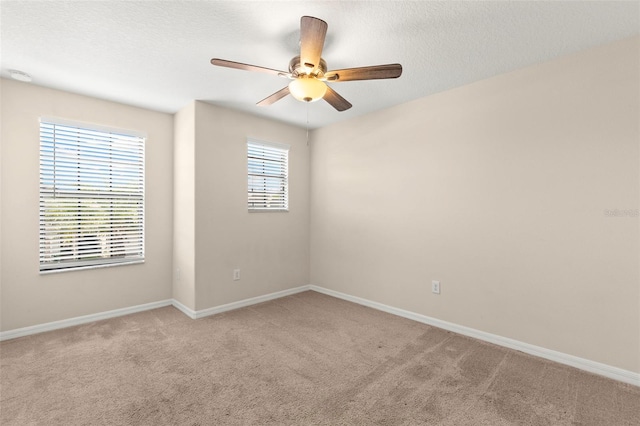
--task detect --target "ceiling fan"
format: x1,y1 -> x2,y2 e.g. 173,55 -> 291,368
211,16 -> 402,112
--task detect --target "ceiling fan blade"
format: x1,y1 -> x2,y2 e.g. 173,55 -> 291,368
325,64 -> 403,82
323,86 -> 352,112
300,16 -> 327,72
257,86 -> 290,106
211,58 -> 287,77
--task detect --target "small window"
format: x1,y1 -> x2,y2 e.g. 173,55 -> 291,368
39,118 -> 145,272
247,139 -> 289,211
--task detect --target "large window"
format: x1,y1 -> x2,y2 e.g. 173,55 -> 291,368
247,139 -> 289,211
39,118 -> 145,272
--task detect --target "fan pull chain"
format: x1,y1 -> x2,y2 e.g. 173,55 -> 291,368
306,104 -> 310,146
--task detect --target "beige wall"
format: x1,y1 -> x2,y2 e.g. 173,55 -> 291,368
193,102 -> 309,310
310,36 -> 640,373
173,101 -> 196,310
0,79 -> 174,331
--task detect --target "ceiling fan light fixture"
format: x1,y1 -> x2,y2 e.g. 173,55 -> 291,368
288,76 -> 327,103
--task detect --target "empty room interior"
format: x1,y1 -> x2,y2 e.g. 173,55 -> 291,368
1,1 -> 639,425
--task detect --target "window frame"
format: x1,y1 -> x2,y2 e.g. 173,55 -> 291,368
247,138 -> 290,212
38,117 -> 146,273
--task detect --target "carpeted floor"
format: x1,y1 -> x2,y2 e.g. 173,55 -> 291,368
1,291 -> 638,425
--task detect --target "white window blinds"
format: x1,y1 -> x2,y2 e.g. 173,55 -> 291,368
247,140 -> 289,211
39,119 -> 145,272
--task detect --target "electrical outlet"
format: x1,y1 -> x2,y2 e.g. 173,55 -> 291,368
233,269 -> 240,281
432,280 -> 440,294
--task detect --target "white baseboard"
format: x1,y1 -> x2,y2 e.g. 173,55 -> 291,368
171,298 -> 197,319
192,285 -> 311,319
0,286 -> 312,340
309,285 -> 640,387
3,285 -> 636,387
0,299 -> 173,341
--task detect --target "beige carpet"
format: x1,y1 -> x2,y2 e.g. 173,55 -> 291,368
1,291 -> 638,425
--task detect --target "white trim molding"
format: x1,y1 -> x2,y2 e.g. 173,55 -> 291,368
174,286 -> 312,319
171,299 -> 197,319
2,285 -> 636,388
0,287 -> 312,341
192,285 -> 310,319
309,285 -> 640,387
0,299 -> 173,341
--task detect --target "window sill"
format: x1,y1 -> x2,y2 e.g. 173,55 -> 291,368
248,209 -> 289,213
40,259 -> 144,275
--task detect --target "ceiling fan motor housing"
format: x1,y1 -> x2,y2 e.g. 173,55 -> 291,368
289,55 -> 327,78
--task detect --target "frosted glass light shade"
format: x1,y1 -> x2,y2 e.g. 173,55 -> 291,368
288,77 -> 327,102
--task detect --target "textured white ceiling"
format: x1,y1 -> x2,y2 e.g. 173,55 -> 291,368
1,1 -> 638,129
